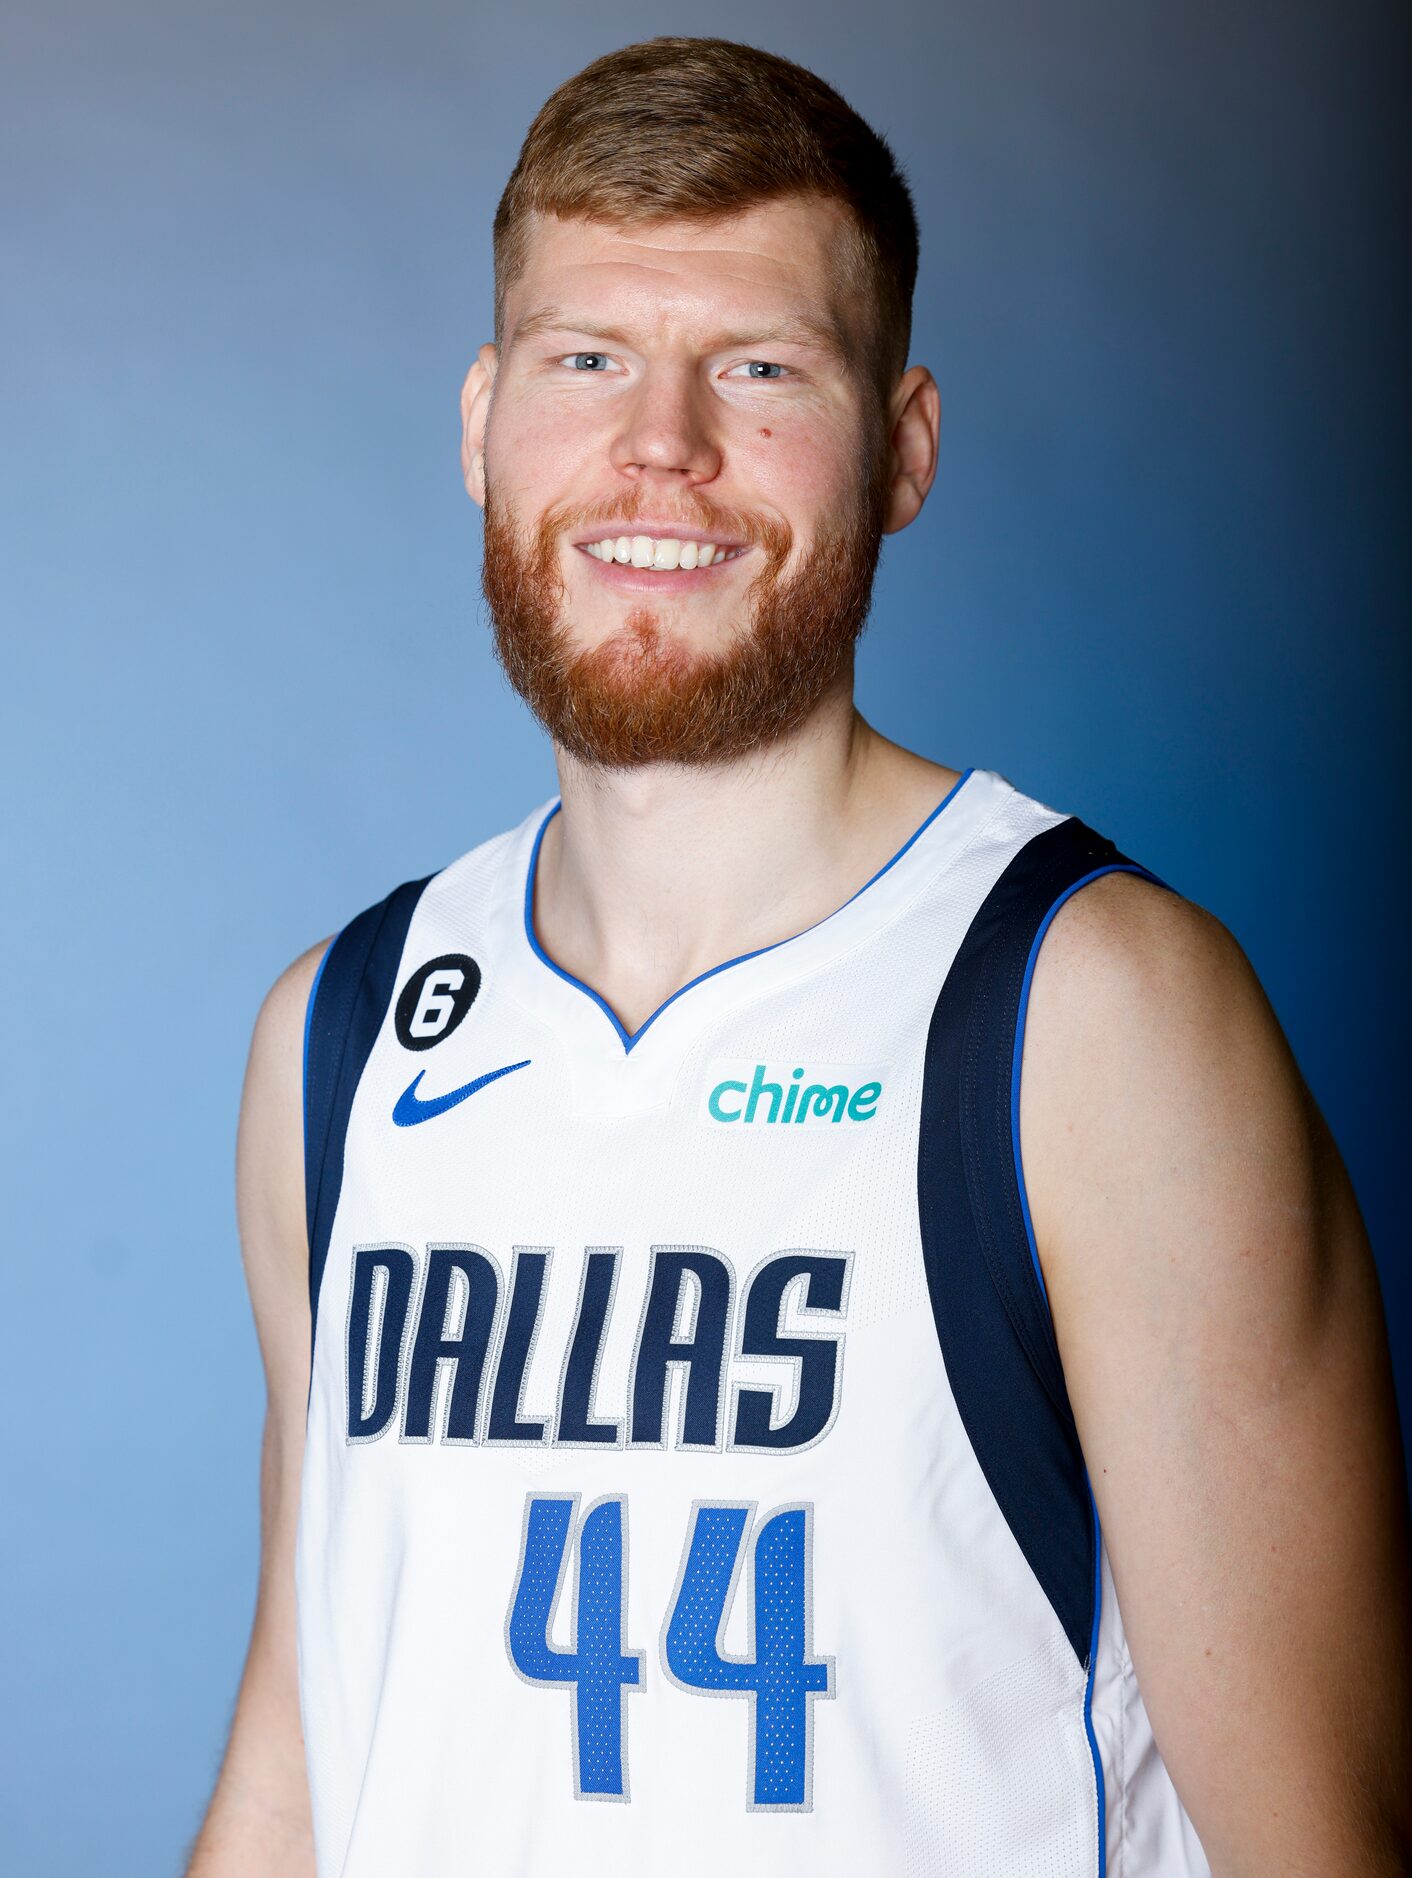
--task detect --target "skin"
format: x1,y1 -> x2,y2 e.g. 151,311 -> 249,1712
186,196 -> 1410,1874
186,938 -> 321,1875
1023,881 -> 1410,1872
464,200 -> 955,1027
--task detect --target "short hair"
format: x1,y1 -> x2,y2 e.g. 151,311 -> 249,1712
493,37 -> 919,392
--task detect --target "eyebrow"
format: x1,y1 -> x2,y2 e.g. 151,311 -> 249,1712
509,304 -> 851,365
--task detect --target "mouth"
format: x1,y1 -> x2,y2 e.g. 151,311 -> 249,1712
571,526 -> 751,574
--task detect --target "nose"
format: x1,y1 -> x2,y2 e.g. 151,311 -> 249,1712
609,361 -> 722,489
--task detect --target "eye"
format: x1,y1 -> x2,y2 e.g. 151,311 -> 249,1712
727,360 -> 787,380
560,352 -> 614,372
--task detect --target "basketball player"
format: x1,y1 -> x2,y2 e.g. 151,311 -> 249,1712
187,38 -> 1410,1878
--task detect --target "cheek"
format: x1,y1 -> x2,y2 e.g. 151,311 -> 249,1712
487,396 -> 602,506
736,415 -> 854,516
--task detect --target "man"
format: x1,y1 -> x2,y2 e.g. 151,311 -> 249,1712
188,36 -> 1409,1878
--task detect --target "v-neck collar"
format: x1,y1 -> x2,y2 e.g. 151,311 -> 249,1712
515,766 -> 987,1059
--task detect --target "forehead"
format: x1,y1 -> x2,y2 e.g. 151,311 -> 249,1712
504,197 -> 864,348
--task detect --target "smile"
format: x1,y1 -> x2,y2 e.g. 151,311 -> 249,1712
574,533 -> 749,572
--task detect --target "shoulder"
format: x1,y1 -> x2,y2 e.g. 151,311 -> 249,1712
1021,860 -> 1299,1171
1021,867 -> 1297,1153
1017,862 -> 1344,1364
236,940 -> 334,1368
240,937 -> 333,1204
250,936 -> 332,1067
238,937 -> 332,1247
1027,866 -> 1268,1061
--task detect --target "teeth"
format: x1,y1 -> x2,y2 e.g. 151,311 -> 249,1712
581,535 -> 732,569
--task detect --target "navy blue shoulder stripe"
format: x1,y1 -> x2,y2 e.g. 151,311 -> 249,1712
917,815 -> 1164,1667
303,876 -> 432,1353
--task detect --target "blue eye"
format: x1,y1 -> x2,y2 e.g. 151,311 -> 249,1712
740,361 -> 784,379
566,352 -> 610,371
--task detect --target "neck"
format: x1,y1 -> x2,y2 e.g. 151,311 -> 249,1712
531,680 -> 962,1038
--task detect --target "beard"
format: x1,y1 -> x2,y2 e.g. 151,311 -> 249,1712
480,462 -> 888,769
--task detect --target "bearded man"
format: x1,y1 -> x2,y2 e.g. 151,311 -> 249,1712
187,36 -> 1409,1878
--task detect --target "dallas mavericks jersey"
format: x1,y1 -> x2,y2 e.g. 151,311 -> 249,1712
296,766 -> 1210,1876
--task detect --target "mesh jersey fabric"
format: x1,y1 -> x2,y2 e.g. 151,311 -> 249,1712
296,767 -> 1210,1877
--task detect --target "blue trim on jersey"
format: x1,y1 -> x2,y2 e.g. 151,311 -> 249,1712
523,766 -> 977,1054
1083,1485 -> 1108,1877
301,935 -> 335,1159
917,813 -> 1170,1673
1001,850 -> 1175,1872
1009,861 -> 1165,1309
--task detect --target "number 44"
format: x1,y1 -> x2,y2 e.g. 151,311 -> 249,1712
506,1494 -> 833,1810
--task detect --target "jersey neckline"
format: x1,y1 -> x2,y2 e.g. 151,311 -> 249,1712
520,766 -> 979,1056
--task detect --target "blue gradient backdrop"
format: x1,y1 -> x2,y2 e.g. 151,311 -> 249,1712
3,2 -> 1406,1869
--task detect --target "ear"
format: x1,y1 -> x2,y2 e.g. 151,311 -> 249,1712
882,365 -> 941,535
460,342 -> 498,508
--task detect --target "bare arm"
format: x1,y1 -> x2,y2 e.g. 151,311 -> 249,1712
185,939 -> 330,1877
1021,874 -> 1410,1876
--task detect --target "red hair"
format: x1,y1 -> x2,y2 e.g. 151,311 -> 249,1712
492,37 -> 920,391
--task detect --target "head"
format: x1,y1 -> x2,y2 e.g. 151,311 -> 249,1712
463,37 -> 940,768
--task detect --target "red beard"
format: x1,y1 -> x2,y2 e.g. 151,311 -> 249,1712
481,472 -> 887,768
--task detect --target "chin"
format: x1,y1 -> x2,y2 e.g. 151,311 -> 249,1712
580,608 -> 718,680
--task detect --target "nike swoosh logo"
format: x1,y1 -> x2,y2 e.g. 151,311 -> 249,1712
392,1059 -> 532,1127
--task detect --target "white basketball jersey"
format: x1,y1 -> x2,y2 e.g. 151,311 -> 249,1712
296,766 -> 1210,1876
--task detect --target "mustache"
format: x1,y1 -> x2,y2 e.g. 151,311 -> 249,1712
530,489 -> 793,568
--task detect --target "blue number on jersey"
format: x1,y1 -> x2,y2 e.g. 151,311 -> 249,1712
664,1502 -> 832,1809
506,1495 -> 643,1799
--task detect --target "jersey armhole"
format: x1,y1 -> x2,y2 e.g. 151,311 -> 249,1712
302,875 -> 432,1361
918,815 -> 1171,1670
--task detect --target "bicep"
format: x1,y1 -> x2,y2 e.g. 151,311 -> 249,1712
185,943 -> 330,1874
1020,877 -> 1409,1873
235,940 -> 329,1621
